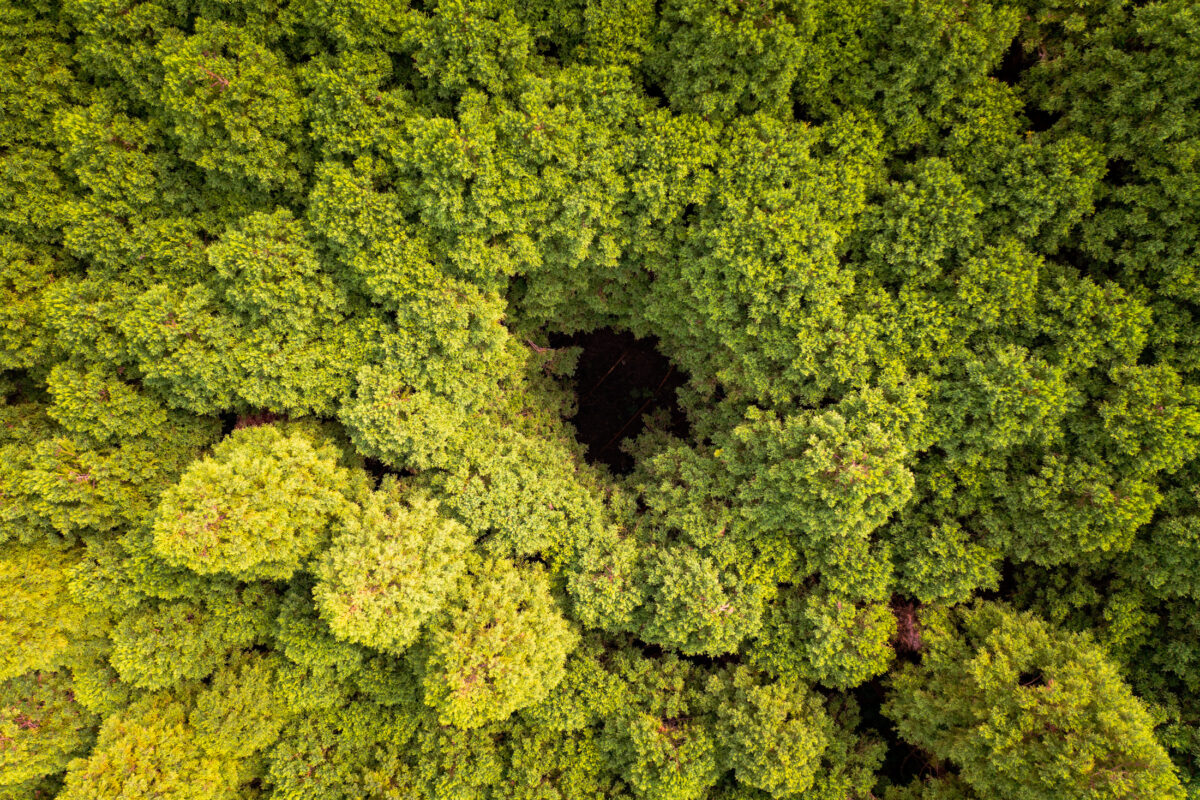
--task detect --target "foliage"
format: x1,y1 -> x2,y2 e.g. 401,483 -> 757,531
107,585 -> 277,690
417,555 -> 578,729
0,0 -> 1196,796
0,670 -> 98,794
57,692 -> 241,800
152,425 -> 356,580
886,602 -> 1184,799
314,479 -> 471,655
713,667 -> 857,798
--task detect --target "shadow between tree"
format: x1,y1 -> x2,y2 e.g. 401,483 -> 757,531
550,328 -> 689,475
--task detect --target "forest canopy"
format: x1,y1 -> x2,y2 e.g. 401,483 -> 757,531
2,0 -> 1200,798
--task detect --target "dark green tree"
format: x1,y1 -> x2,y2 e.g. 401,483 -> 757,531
886,602 -> 1184,800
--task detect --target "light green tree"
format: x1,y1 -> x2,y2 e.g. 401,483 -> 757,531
152,425 -> 356,580
418,556 -> 578,728
58,692 -> 241,800
314,479 -> 471,655
0,670 -> 99,796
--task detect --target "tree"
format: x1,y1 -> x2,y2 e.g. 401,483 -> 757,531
884,775 -> 977,800
0,239 -> 65,371
712,667 -> 882,800
0,670 -> 99,796
115,270 -> 381,417
208,209 -> 344,331
1024,0 -> 1200,309
58,692 -> 241,800
797,0 -> 1019,149
593,647 -> 720,800
271,580 -> 372,716
156,20 -> 306,192
0,542 -> 93,680
418,555 -> 578,728
885,602 -> 1185,800
314,479 -> 471,655
714,667 -> 834,798
407,0 -> 535,102
505,719 -> 623,800
46,363 -> 180,444
641,112 -> 882,406
616,711 -> 719,800
750,588 -> 896,690
152,425 -> 356,580
646,0 -> 812,120
265,699 -> 418,800
190,653 -> 287,764
0,389 -> 219,543
108,585 -> 277,690
631,544 -> 767,656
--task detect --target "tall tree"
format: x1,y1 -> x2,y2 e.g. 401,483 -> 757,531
417,555 -> 578,728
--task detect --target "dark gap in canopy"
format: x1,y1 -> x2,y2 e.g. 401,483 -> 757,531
991,38 -> 1061,132
852,677 -> 948,787
1019,669 -> 1047,688
550,327 -> 689,475
993,38 -> 1034,87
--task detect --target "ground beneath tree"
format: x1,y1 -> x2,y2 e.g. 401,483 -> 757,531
991,39 -> 1061,132
550,328 -> 689,474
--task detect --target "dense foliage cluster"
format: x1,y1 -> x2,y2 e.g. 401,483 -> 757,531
2,0 -> 1199,797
